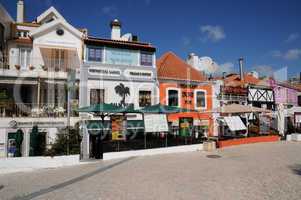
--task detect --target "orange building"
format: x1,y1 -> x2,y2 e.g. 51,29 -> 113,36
157,52 -> 214,136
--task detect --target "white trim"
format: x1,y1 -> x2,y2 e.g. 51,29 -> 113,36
166,87 -> 181,107
30,19 -> 83,39
194,89 -> 207,110
36,7 -> 65,23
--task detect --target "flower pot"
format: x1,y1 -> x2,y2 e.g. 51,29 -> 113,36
15,65 -> 20,70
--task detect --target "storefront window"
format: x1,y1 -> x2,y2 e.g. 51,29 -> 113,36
139,91 -> 151,107
140,52 -> 153,66
90,89 -> 104,105
168,89 -> 179,107
195,90 -> 206,108
87,47 -> 103,62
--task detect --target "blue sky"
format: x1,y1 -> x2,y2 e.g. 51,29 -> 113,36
1,0 -> 301,78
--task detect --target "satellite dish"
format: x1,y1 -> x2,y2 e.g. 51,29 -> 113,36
121,33 -> 132,41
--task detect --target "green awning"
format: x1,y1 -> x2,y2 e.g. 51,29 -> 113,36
139,103 -> 196,114
77,103 -> 141,114
77,103 -> 122,113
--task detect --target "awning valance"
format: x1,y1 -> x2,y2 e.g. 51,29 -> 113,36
224,116 -> 246,131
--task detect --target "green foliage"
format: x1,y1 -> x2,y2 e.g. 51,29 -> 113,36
45,125 -> 82,156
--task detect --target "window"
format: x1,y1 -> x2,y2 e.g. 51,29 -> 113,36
298,95 -> 301,107
168,89 -> 179,107
90,89 -> 105,105
195,90 -> 206,108
0,23 -> 4,51
139,91 -> 151,107
140,52 -> 153,66
52,49 -> 66,72
19,48 -> 31,70
87,47 -> 102,62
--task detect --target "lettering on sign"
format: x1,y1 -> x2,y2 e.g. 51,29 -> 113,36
179,84 -> 198,89
124,70 -> 153,79
89,67 -> 121,77
182,91 -> 194,105
8,120 -> 66,128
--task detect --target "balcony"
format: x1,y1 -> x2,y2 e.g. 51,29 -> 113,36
0,102 -> 79,118
218,94 -> 248,102
0,55 -> 80,79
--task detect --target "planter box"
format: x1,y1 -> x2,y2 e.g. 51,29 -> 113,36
217,135 -> 280,148
203,141 -> 216,151
291,133 -> 301,141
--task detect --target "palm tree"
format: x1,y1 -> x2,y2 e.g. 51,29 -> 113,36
114,83 -> 130,107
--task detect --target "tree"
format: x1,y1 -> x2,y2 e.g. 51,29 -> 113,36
114,83 -> 130,107
45,125 -> 82,156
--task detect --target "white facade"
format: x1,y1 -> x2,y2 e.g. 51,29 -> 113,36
0,3 -> 84,158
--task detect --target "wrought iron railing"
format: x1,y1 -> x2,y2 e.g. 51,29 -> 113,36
0,102 -> 77,118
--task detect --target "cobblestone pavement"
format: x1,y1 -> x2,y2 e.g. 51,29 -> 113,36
1,141 -> 301,200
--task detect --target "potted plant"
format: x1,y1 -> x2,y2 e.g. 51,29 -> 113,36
15,65 -> 21,70
41,65 -> 47,71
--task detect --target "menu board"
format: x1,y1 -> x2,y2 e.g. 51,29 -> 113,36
111,115 -> 126,141
144,114 -> 169,133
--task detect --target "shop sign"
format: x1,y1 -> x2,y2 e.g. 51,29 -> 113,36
111,115 -> 126,141
182,91 -> 194,105
124,70 -> 153,79
221,86 -> 247,95
144,114 -> 169,133
9,120 -> 66,128
179,84 -> 197,89
89,67 -> 121,77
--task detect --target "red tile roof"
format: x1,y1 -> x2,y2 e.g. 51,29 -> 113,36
85,36 -> 156,52
157,52 -> 206,82
224,73 -> 268,87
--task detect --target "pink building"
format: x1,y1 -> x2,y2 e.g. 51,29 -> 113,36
270,79 -> 300,107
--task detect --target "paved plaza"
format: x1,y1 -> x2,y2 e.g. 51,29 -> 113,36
1,142 -> 301,200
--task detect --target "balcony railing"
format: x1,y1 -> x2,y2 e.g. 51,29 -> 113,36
218,94 -> 248,102
0,55 -> 81,72
0,102 -> 78,118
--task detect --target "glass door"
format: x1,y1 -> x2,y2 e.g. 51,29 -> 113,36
19,48 -> 31,70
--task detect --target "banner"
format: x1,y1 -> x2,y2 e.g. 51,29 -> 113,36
111,115 -> 126,141
144,114 -> 169,133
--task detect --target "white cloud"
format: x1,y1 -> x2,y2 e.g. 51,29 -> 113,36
200,25 -> 226,42
253,65 -> 274,77
271,49 -> 301,60
181,37 -> 192,47
192,56 -> 234,75
285,33 -> 299,43
283,49 -> 301,60
101,5 -> 118,17
216,62 -> 234,74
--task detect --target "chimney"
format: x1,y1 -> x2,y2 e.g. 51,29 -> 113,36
17,0 -> 25,23
187,53 -> 199,69
110,19 -> 121,40
238,57 -> 244,81
222,72 -> 226,79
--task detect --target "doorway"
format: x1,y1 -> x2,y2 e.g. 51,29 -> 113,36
89,134 -> 103,159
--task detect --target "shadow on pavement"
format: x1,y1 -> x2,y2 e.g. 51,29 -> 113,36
289,164 -> 301,176
11,157 -> 135,200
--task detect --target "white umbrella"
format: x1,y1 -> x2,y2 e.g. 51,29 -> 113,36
277,104 -> 285,136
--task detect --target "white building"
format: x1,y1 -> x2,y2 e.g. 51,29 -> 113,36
0,1 -> 84,157
79,19 -> 159,159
